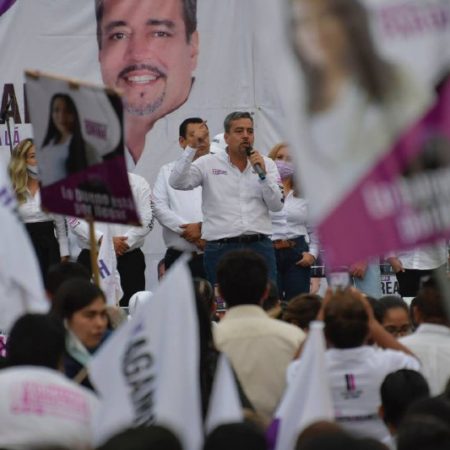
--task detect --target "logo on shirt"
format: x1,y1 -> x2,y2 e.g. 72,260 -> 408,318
345,374 -> 356,391
212,169 -> 227,175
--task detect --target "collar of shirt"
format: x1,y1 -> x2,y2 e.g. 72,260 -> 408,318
415,323 -> 450,336
222,304 -> 266,321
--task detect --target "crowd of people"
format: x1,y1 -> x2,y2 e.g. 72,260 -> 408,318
1,110 -> 449,449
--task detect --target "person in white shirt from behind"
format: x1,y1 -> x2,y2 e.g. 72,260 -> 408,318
153,117 -> 210,278
169,111 -> 284,286
399,276 -> 450,396
69,172 -> 153,306
0,313 -> 98,449
287,287 -> 420,442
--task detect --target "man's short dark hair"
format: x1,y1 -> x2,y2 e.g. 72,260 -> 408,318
216,250 -> 268,308
380,369 -> 430,429
95,0 -> 197,48
324,290 -> 369,349
415,276 -> 449,325
97,425 -> 182,450
204,423 -> 266,450
223,111 -> 253,133
45,261 -> 91,298
179,117 -> 204,139
6,314 -> 65,369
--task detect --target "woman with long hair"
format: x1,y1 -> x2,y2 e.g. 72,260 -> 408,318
290,0 -> 430,217
40,93 -> 100,186
52,278 -> 109,390
268,143 -> 319,301
8,138 -> 69,279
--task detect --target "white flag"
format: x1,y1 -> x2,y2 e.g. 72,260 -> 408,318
0,166 -> 48,332
205,353 -> 243,434
274,321 -> 334,450
97,225 -> 122,306
88,258 -> 203,450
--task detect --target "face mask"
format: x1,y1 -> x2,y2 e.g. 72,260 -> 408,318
275,159 -> 294,180
26,164 -> 39,179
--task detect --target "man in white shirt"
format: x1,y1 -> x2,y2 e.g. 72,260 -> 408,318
387,242 -> 448,297
169,111 -> 284,285
0,313 -> 98,449
400,276 -> 450,395
69,172 -> 153,306
213,250 -> 305,420
153,117 -> 210,278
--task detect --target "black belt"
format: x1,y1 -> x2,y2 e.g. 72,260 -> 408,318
209,234 -> 268,244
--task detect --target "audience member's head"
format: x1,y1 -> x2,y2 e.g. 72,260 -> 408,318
44,261 -> 91,300
380,369 -> 430,433
194,277 -> 216,320
324,290 -> 368,349
414,276 -> 449,326
378,296 -> 411,337
283,294 -> 321,331
262,280 -> 282,319
52,278 -> 107,350
216,250 -> 268,308
296,424 -> 360,450
398,415 -> 450,450
6,313 -> 65,370
203,423 -> 266,450
97,425 -> 183,450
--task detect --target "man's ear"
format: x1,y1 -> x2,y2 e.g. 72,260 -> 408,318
189,31 -> 199,71
259,283 -> 270,306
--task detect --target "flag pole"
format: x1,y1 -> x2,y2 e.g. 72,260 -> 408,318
88,217 -> 100,287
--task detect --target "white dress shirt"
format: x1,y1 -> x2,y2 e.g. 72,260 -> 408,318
270,191 -> 319,258
400,323 -> 450,395
153,160 -> 203,252
169,147 -> 284,241
17,189 -> 69,257
392,242 -> 448,270
68,173 -> 153,252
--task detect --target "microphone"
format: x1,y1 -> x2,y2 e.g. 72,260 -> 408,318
245,145 -> 266,180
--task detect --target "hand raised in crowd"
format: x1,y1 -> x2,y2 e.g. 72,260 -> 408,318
387,256 -> 404,273
180,222 -> 202,243
247,149 -> 266,172
349,260 -> 368,278
186,121 -> 209,149
113,236 -> 129,256
296,252 -> 315,268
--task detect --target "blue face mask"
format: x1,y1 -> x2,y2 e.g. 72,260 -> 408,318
26,164 -> 39,179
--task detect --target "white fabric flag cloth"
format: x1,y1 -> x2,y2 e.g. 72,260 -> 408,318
274,321 -> 334,450
0,168 -> 47,332
205,353 -> 243,434
97,225 -> 122,306
88,258 -> 203,450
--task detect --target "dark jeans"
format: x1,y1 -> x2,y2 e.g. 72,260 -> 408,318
396,266 -> 445,298
275,236 -> 311,301
78,248 -> 146,307
204,237 -> 277,286
164,247 -> 206,279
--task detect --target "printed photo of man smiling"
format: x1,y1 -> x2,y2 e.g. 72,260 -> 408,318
95,0 -> 199,165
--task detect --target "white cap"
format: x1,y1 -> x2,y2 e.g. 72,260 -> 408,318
210,132 -> 227,153
128,290 -> 153,317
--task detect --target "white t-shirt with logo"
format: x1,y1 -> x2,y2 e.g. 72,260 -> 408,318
287,346 -> 420,441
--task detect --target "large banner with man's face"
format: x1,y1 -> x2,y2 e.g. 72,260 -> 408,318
1,0 -> 449,281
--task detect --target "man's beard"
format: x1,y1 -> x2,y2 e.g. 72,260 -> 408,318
124,88 -> 166,117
